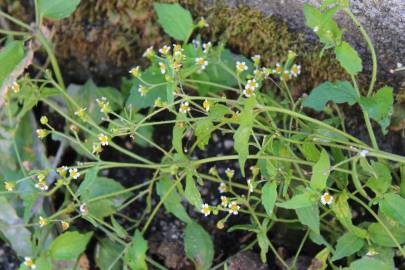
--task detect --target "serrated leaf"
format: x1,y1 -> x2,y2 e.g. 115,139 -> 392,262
379,193 -> 405,226
156,177 -> 191,223
303,81 -> 358,111
331,232 -> 364,261
234,97 -> 256,176
49,231 -> 93,260
195,118 -> 213,150
359,86 -> 393,134
277,192 -> 314,209
126,230 -> 148,270
38,0 -> 80,20
310,149 -> 330,191
296,204 -> 320,234
261,182 -> 277,216
184,222 -> 214,270
154,3 -> 194,41
185,170 -> 203,209
335,42 -> 362,75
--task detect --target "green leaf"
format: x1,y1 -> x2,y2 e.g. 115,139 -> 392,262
184,222 -> 214,270
310,149 -> 330,191
79,176 -> 130,218
303,81 -> 358,111
126,67 -> 167,109
49,231 -> 93,260
300,141 -> 320,162
331,232 -> 365,261
368,222 -> 405,247
38,0 -> 81,20
359,86 -> 393,134
257,231 -> 269,263
296,204 -> 320,234
234,97 -> 255,175
277,192 -> 315,209
172,114 -> 186,155
261,182 -> 277,216
0,197 -> 33,257
76,166 -> 99,197
126,230 -> 148,270
71,79 -> 123,124
195,118 -> 214,150
332,193 -> 368,239
156,177 -> 191,223
0,41 -> 24,89
335,41 -> 363,75
95,238 -> 124,270
154,3 -> 194,41
366,162 -> 391,195
350,257 -> 392,270
303,4 -> 322,29
185,170 -> 203,209
379,193 -> 405,226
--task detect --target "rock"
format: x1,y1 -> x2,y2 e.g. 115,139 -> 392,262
227,251 -> 269,270
203,0 -> 405,86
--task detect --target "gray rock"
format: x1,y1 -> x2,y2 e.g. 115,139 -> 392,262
204,0 -> 405,85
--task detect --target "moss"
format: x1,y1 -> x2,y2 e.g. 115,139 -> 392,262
2,0 -> 348,92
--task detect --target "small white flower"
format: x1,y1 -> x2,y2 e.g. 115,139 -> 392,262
203,99 -> 210,112
320,192 -> 333,206
4,181 -> 15,191
80,203 -> 88,215
290,64 -> 301,77
366,248 -> 378,256
228,201 -> 240,215
39,216 -> 47,227
236,61 -> 248,72
201,203 -> 211,216
159,45 -> 171,55
359,149 -> 369,158
195,57 -> 208,70
252,54 -> 261,66
69,168 -> 80,179
35,181 -> 48,191
202,42 -> 212,53
313,25 -> 320,32
143,46 -> 154,58
129,66 -> 140,77
220,196 -> 229,207
138,84 -> 147,96
159,62 -> 166,74
179,102 -> 191,113
218,182 -> 227,193
98,134 -> 109,146
24,257 -> 36,269
225,168 -> 235,179
247,179 -> 254,192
